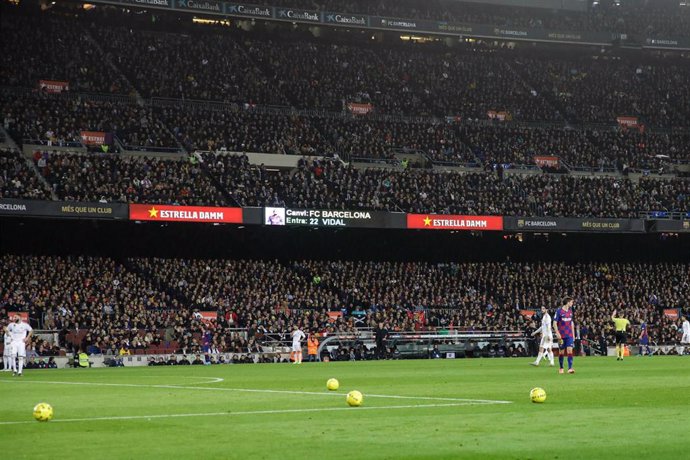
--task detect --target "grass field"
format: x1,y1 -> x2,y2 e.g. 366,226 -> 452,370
1,357 -> 689,459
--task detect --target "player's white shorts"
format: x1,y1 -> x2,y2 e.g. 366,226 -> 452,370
540,338 -> 553,350
292,342 -> 302,352
3,343 -> 13,357
682,333 -> 690,344
11,342 -> 26,358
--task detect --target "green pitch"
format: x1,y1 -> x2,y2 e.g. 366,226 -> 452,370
1,357 -> 689,459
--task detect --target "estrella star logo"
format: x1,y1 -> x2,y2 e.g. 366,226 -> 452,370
423,216 -> 432,226
148,207 -> 159,218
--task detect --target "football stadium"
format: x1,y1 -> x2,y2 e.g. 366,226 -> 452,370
1,0 -> 689,458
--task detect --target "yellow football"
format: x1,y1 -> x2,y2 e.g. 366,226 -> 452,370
530,387 -> 547,403
346,390 -> 363,407
33,402 -> 54,422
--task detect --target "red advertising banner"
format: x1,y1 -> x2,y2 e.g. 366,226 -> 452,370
616,116 -> 639,127
327,311 -> 343,323
520,309 -> 536,318
129,204 -> 243,223
534,156 -> 560,168
80,131 -> 108,145
347,102 -> 374,115
199,311 -> 218,324
663,309 -> 679,320
38,80 -> 70,93
407,214 -> 504,231
487,110 -> 511,121
7,312 -> 29,321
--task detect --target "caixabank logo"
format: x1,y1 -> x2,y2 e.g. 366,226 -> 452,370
325,13 -> 367,25
175,0 -> 222,12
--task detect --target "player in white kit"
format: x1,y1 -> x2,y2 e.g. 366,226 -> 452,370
3,323 -> 14,372
681,317 -> 690,344
290,326 -> 306,364
5,314 -> 33,376
530,307 -> 554,366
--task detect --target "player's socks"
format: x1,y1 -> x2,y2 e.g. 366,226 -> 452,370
558,355 -> 564,368
567,353 -> 573,369
18,357 -> 24,374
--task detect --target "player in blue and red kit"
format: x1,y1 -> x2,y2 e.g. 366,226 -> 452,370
553,297 -> 576,374
638,321 -> 652,356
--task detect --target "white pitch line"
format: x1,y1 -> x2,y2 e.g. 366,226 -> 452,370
0,402 -> 493,426
181,377 -> 225,384
0,379 -> 512,405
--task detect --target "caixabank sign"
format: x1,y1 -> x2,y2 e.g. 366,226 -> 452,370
83,0 -> 690,47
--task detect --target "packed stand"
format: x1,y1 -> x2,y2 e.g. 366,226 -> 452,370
637,177 -> 690,214
459,123 -> 690,169
0,148 -> 52,200
3,143 -> 687,216
0,10 -> 130,94
292,259 -> 690,347
243,34 -> 558,120
1,91 -> 178,149
35,151 -> 225,205
93,27 -> 287,105
369,46 -> 558,121
2,255 -> 688,357
513,55 -> 686,127
204,154 -> 688,217
128,257 -> 353,353
0,255 -> 182,356
160,104 -> 476,163
158,106 -> 331,156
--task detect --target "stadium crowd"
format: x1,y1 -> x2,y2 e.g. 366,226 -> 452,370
0,3 -> 689,367
5,90 -> 689,168
92,27 -> 288,106
35,151 -> 225,205
0,148 -> 52,200
1,91 -> 177,149
0,3 -> 688,184
1,255 -> 688,359
0,150 -> 682,216
0,12 -> 130,94
2,5 -> 690,128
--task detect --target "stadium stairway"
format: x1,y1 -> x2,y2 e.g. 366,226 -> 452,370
195,155 -> 244,208
0,126 -> 58,200
508,58 -> 569,124
23,153 -> 58,201
119,257 -> 194,312
82,31 -> 145,107
283,260 -> 370,312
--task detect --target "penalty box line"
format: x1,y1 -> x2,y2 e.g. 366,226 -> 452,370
0,402 -> 502,426
0,378 -> 512,405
